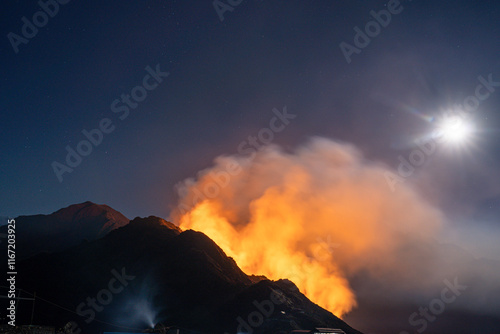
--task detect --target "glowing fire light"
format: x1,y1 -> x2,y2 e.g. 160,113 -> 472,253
179,199 -> 356,317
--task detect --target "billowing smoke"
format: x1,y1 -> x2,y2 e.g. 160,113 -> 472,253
171,137 -> 449,317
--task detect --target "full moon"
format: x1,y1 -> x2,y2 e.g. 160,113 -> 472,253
437,115 -> 473,144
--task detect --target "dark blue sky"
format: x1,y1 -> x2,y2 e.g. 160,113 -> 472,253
1,0 -> 499,224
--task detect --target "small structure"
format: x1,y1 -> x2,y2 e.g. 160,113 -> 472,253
314,328 -> 346,334
291,328 -> 346,334
21,325 -> 56,334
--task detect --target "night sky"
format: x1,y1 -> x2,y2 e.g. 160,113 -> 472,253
1,0 -> 499,222
0,0 -> 498,243
2,0 -> 500,332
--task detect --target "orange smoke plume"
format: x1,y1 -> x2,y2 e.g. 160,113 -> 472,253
172,137 -> 443,317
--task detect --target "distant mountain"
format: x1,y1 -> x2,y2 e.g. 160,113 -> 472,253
0,201 -> 129,259
7,211 -> 363,334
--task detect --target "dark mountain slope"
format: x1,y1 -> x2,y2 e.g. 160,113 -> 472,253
8,212 -> 362,334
